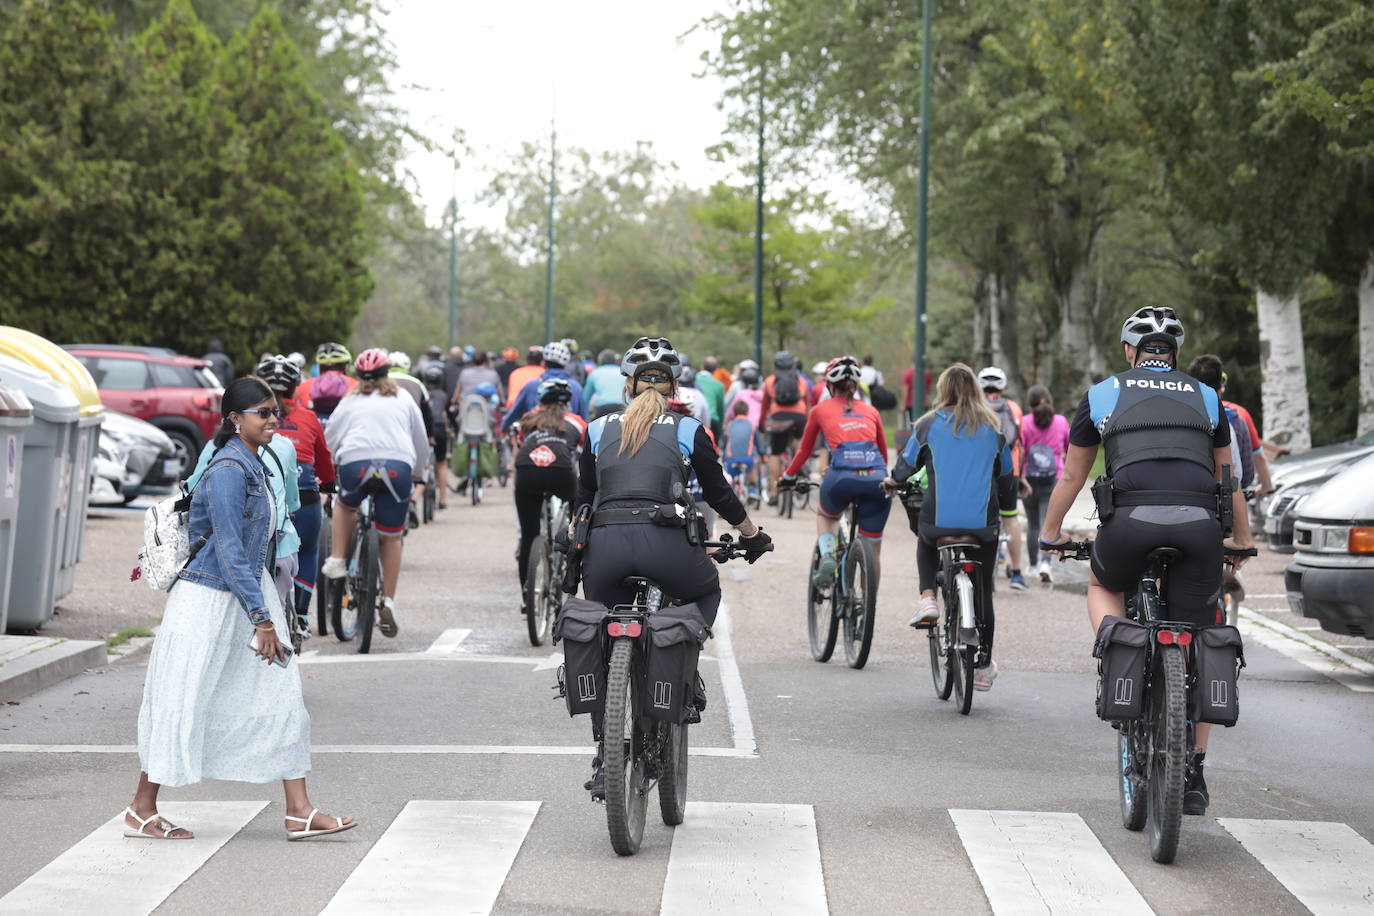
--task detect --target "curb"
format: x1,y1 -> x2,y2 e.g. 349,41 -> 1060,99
0,636 -> 108,703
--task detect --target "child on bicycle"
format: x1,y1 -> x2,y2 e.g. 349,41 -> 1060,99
722,400 -> 758,503
779,357 -> 892,589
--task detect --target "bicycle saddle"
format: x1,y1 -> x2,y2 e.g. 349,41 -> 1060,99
621,576 -> 654,591
1146,547 -> 1183,567
937,535 -> 981,548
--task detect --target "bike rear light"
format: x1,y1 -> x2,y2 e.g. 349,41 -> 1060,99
607,622 -> 623,637
961,563 -> 976,573
1175,632 -> 1193,646
1156,630 -> 1192,646
627,622 -> 642,638
606,622 -> 642,638
1349,527 -> 1374,554
1157,631 -> 1174,645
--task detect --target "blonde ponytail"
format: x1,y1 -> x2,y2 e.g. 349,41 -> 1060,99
619,378 -> 673,455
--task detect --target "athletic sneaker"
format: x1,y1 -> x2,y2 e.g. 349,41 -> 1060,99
973,659 -> 998,691
813,552 -> 837,589
909,595 -> 939,628
1009,572 -> 1028,591
1183,754 -> 1209,815
585,755 -> 606,802
320,556 -> 347,580
378,596 -> 400,638
1038,558 -> 1053,584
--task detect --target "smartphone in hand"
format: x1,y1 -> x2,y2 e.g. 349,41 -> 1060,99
248,630 -> 294,668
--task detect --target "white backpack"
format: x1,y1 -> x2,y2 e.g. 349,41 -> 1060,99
135,455 -> 236,591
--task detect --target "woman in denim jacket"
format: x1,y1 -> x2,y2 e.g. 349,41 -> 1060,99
125,377 -> 355,841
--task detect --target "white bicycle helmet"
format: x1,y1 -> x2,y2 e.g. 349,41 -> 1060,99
824,355 -> 862,384
1120,307 -> 1185,351
737,358 -> 759,372
537,377 -> 574,404
286,351 -> 307,370
542,340 -> 572,367
978,366 -> 1008,392
388,350 -> 412,373
620,336 -> 681,377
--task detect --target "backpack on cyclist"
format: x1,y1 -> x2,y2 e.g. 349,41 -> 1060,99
645,603 -> 710,724
1191,625 -> 1244,726
772,369 -> 802,407
868,383 -> 898,411
986,396 -> 1019,450
1224,406 -> 1255,491
1025,442 -> 1058,479
554,597 -> 609,716
1093,616 -> 1149,720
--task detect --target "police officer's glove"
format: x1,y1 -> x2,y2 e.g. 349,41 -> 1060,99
737,528 -> 774,564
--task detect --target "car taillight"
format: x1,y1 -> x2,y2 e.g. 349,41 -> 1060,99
191,393 -> 214,410
1349,527 -> 1374,554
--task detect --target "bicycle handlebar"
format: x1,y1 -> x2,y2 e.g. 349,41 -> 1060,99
1224,546 -> 1258,558
1041,538 -> 1093,561
705,533 -> 775,563
779,478 -> 814,493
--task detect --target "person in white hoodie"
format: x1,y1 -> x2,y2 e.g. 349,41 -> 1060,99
320,348 -> 430,638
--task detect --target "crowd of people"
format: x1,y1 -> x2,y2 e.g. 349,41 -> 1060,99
127,314 -> 1261,833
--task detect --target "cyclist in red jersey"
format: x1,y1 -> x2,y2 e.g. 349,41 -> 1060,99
780,357 -> 892,587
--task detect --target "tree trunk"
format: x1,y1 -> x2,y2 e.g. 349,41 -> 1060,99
1256,289 -> 1312,452
971,271 -> 989,368
1057,260 -> 1094,392
991,272 -> 1022,398
1360,245 -> 1374,437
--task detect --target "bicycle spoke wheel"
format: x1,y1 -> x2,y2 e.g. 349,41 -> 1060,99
1147,645 -> 1188,863
842,538 -> 878,669
658,722 -> 689,826
356,527 -> 379,654
1120,728 -> 1148,831
330,527 -> 360,642
525,538 -> 552,646
807,544 -> 839,662
952,645 -> 975,715
603,640 -> 647,856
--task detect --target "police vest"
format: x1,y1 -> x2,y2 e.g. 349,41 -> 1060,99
1090,366 -> 1217,476
588,411 -> 698,510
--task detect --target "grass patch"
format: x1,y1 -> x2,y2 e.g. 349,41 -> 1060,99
106,625 -> 154,648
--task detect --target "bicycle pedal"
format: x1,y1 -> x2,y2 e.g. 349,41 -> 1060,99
909,620 -> 936,630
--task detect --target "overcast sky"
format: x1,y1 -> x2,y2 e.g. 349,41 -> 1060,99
383,0 -> 742,229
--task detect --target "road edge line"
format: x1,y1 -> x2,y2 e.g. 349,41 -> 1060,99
713,601 -> 758,757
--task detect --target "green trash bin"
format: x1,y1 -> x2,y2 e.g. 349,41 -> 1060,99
0,354 -> 80,632
0,382 -> 34,634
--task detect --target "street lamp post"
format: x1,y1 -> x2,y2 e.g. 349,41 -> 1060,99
753,61 -> 765,367
448,166 -> 458,352
544,116 -> 557,343
913,0 -> 933,413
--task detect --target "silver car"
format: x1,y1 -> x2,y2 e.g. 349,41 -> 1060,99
1285,451 -> 1374,639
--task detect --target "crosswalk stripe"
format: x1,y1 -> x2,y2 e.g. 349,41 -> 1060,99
0,801 -> 265,916
320,800 -> 540,915
950,809 -> 1153,915
660,802 -> 827,916
1218,818 -> 1374,915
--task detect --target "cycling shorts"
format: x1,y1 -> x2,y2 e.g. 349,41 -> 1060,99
997,474 -> 1019,518
765,411 -> 807,455
819,470 -> 892,538
1090,504 -> 1223,627
433,429 -> 451,464
338,459 -> 413,537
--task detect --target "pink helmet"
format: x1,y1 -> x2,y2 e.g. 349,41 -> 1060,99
354,347 -> 391,381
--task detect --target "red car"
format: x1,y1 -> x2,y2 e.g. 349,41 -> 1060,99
66,345 -> 222,478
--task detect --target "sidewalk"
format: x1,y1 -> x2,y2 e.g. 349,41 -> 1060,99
0,635 -> 106,703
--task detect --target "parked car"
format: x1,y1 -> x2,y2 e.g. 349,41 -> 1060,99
106,410 -> 179,498
1285,452 -> 1374,640
65,346 -> 222,478
1266,428 -> 1374,497
89,439 -> 127,506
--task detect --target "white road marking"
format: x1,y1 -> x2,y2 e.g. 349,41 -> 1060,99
1219,819 -> 1374,915
321,801 -> 539,916
425,627 -> 471,653
0,801 -> 265,916
950,809 -> 1153,915
297,650 -> 558,668
661,803 -> 827,916
714,601 -> 757,757
0,743 -> 758,758
1239,608 -> 1374,693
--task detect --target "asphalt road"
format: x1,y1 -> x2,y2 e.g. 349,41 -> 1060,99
2,482 -> 1372,915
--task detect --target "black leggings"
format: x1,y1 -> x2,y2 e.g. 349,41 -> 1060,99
1022,477 -> 1058,565
917,534 -> 997,661
514,466 -> 577,587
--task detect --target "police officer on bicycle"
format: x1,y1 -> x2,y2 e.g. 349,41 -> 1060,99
1038,306 -> 1254,815
574,336 -> 773,798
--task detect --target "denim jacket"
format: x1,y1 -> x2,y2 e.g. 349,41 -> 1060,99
187,434 -> 301,559
178,437 -> 275,625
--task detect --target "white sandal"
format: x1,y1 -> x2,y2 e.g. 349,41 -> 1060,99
285,808 -> 357,841
123,807 -> 192,840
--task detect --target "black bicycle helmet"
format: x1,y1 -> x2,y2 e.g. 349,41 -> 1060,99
773,350 -> 795,371
255,354 -> 301,395
420,363 -> 445,387
537,377 -> 574,404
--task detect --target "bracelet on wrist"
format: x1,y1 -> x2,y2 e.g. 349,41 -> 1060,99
255,622 -> 275,631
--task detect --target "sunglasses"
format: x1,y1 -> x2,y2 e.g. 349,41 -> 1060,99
235,407 -> 283,420
633,336 -> 672,350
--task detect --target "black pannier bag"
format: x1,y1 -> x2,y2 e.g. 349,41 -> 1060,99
1094,616 -> 1150,720
645,604 -> 710,724
554,598 -> 609,717
1191,625 -> 1244,726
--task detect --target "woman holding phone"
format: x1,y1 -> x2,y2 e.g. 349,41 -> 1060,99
126,377 -> 355,841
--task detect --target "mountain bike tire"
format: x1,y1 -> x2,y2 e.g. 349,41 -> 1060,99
603,640 -> 648,856
1147,645 -> 1188,863
355,526 -> 380,655
658,722 -> 689,826
807,544 -> 839,662
330,526 -> 361,642
525,538 -> 553,646
316,510 -> 332,638
842,537 -> 878,669
952,644 -> 975,715
1120,728 -> 1148,831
